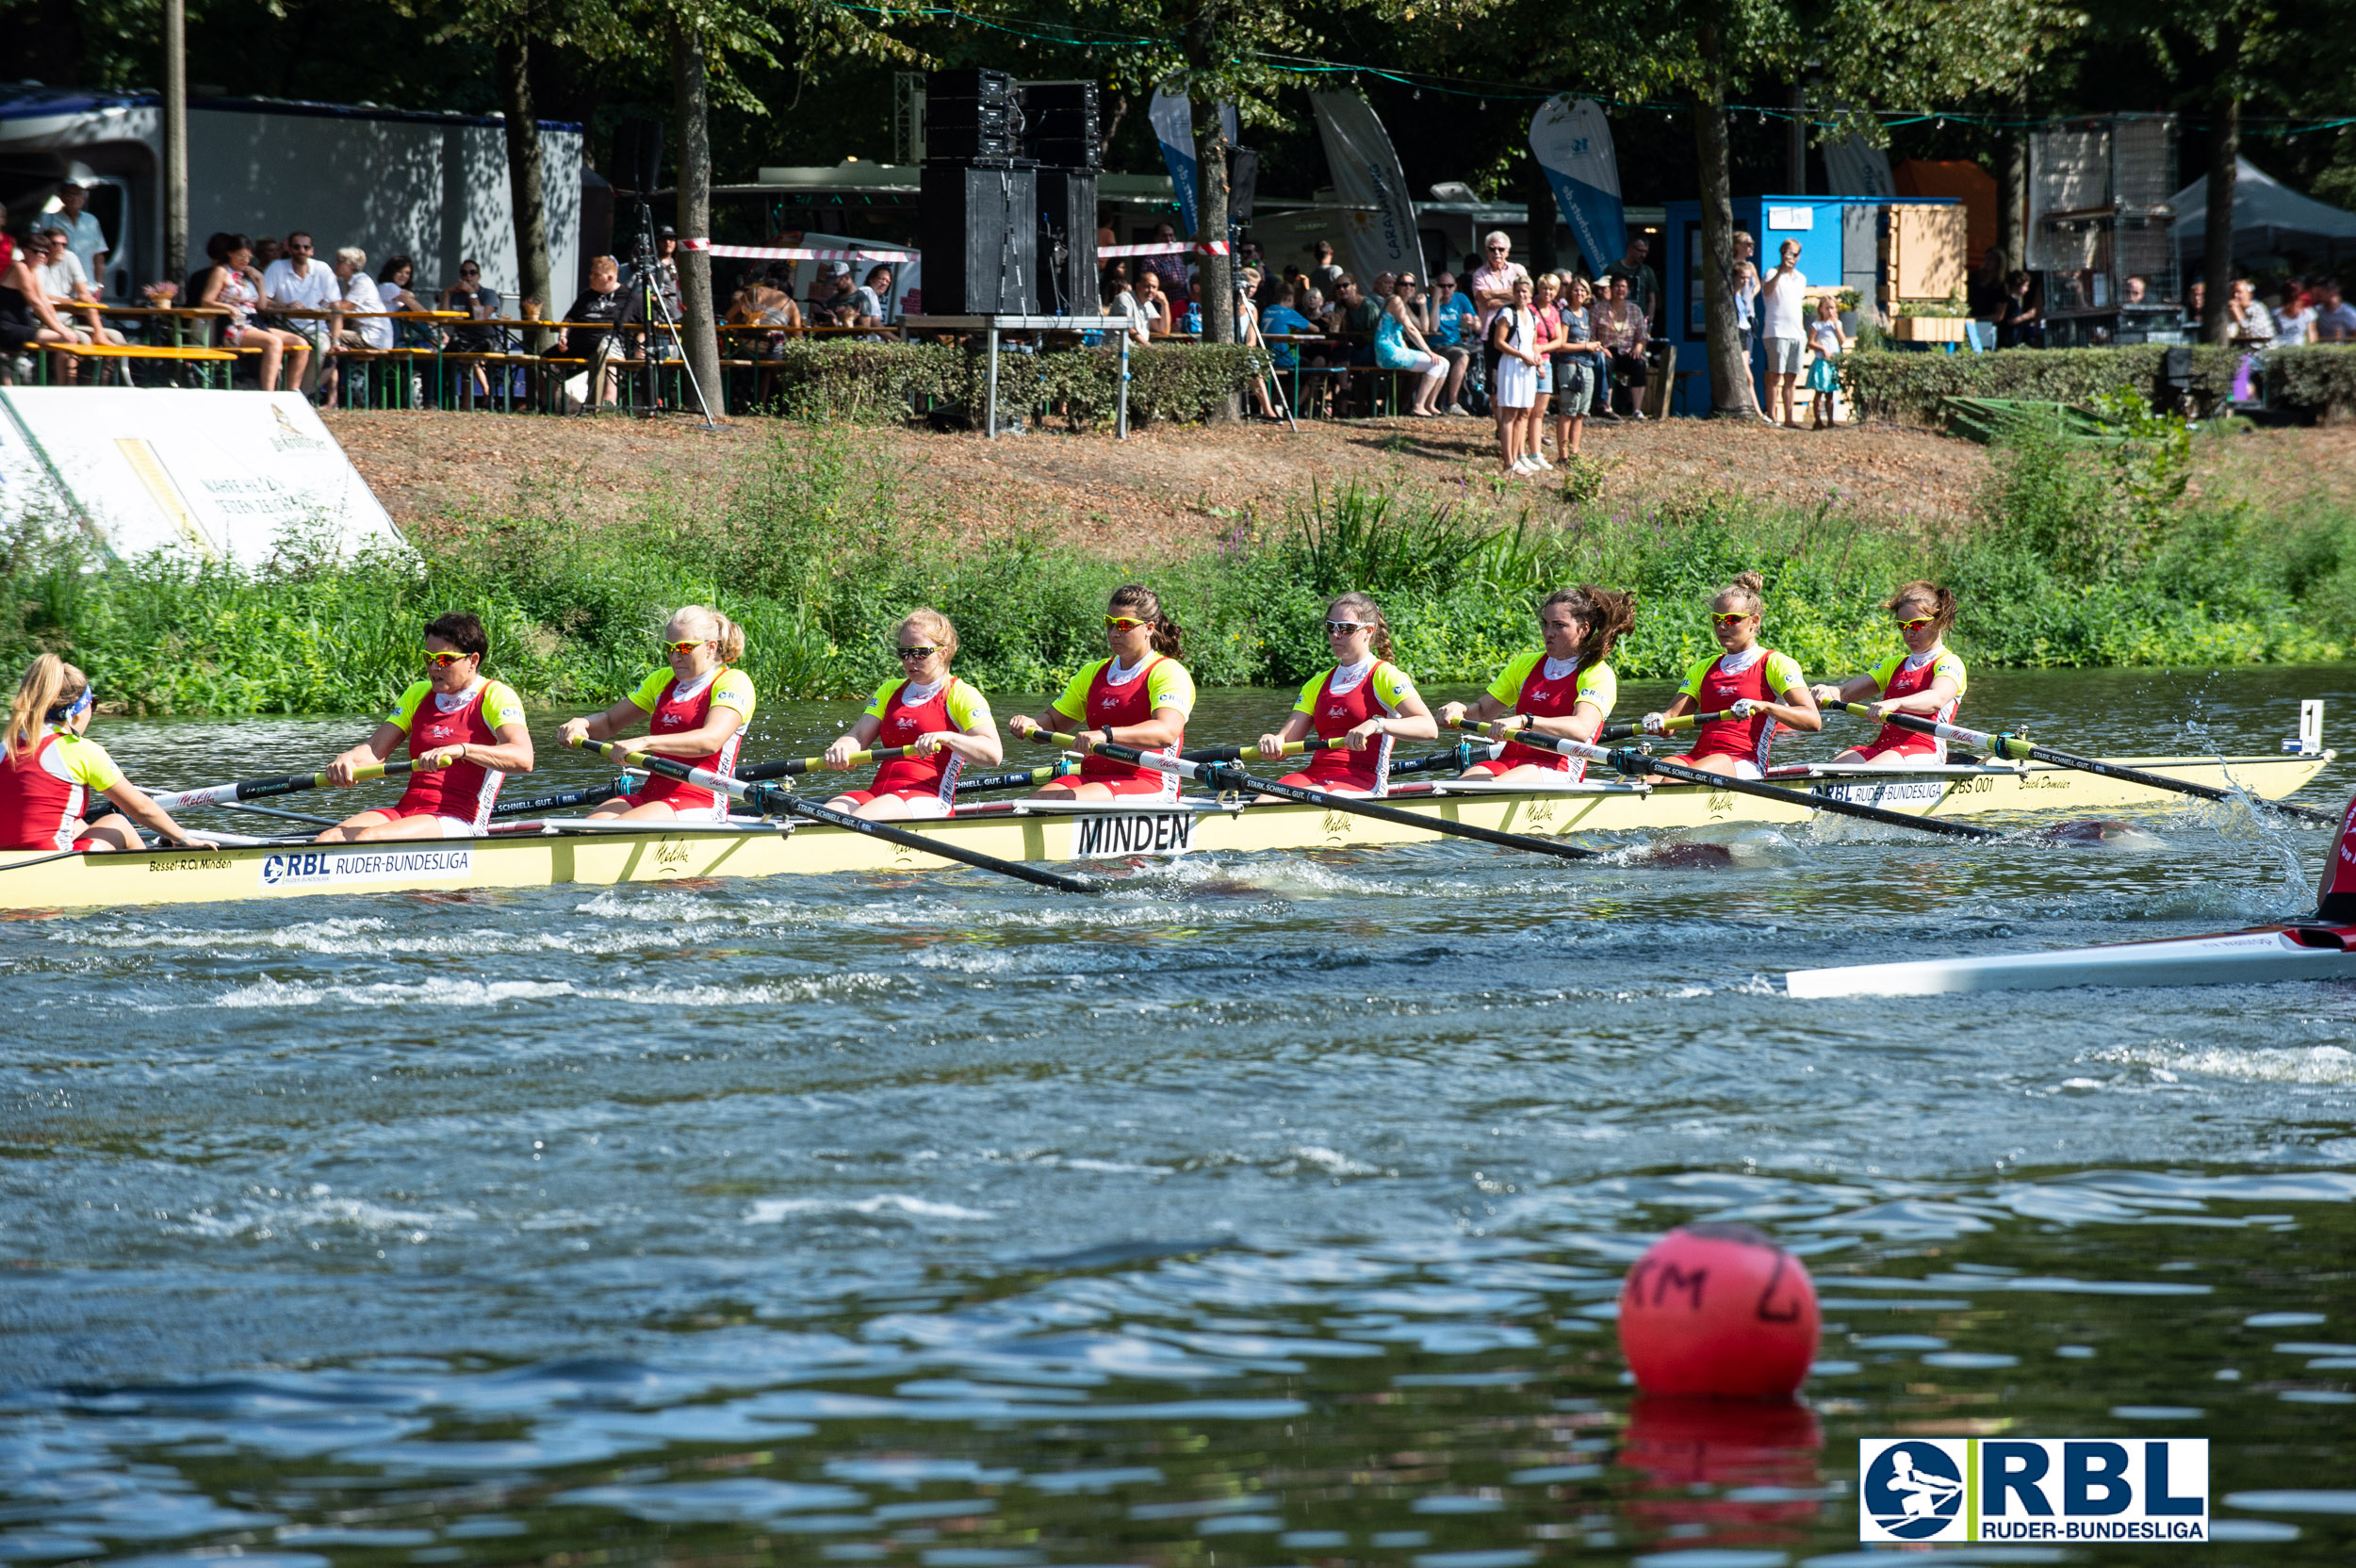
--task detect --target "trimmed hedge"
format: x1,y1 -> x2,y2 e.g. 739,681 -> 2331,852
2268,345 -> 2356,420
1839,346 -> 2242,424
745,338 -> 1269,428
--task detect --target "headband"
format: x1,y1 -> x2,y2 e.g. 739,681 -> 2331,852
45,688 -> 92,725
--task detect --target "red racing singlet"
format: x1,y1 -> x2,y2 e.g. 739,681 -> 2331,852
1301,662 -> 1399,793
0,734 -> 96,851
394,682 -> 510,827
1687,650 -> 1787,773
867,678 -> 967,806
632,668 -> 754,809
1502,659 -> 1591,773
2319,788 -> 2356,921
1078,656 -> 1183,792
1864,648 -> 1965,760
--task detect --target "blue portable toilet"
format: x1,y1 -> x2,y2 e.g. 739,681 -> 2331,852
1661,193 -> 1963,414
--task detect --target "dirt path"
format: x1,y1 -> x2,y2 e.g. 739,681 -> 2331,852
322,409 -> 2356,557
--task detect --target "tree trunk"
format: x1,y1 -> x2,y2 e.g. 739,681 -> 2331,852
1194,95 -> 1236,418
1996,87 -> 2027,276
162,0 -> 188,287
2201,88 -> 2238,346
1691,41 -> 1753,416
498,34 -> 554,352
1521,153 -> 1559,275
669,21 -> 724,418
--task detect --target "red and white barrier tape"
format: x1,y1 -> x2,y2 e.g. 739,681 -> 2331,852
1095,240 -> 1231,257
679,239 -> 916,262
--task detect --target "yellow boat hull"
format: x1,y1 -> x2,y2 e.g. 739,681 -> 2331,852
0,751 -> 2331,912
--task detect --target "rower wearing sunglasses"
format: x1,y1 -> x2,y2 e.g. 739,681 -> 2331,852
1438,585 -> 1635,783
1808,581 -> 1967,765
559,606 -> 757,820
1253,593 -> 1436,796
1007,583 -> 1194,801
318,611 -> 533,841
1640,570 -> 1821,780
819,607 -> 1000,821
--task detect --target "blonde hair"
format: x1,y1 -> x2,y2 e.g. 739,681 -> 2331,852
669,605 -> 744,664
1710,570 -> 1766,617
898,606 -> 958,662
7,654 -> 87,762
335,246 -> 367,269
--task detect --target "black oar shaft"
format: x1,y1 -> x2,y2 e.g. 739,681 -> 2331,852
738,744 -> 915,783
745,784 -> 1095,894
492,778 -> 630,819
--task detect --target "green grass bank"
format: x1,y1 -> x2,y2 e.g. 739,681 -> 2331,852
7,413 -> 2353,716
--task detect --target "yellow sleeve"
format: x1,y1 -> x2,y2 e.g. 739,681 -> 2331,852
1869,652 -> 1904,694
482,680 -> 528,731
710,668 -> 757,721
54,734 -> 123,792
384,679 -> 433,731
1293,671 -> 1326,715
1373,662 -> 1420,712
945,679 -> 994,732
1575,662 -> 1617,719
626,668 -> 672,713
1145,659 -> 1196,718
1677,654 -> 1718,702
1050,661 -> 1104,724
1764,652 -> 1807,696
862,678 -> 903,722
1935,652 -> 1968,695
1485,649 -> 1544,708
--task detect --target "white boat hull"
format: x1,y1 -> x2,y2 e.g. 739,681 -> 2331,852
1784,925 -> 2356,997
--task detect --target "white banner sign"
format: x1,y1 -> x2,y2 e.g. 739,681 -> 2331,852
1529,96 -> 1627,270
0,389 -> 405,567
1312,92 -> 1419,286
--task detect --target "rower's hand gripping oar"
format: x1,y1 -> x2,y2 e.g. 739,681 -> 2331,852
1594,710 -> 1737,744
569,737 -> 1096,895
1826,703 -> 2338,825
1446,719 -> 2002,842
1036,731 -> 1604,864
147,757 -> 425,814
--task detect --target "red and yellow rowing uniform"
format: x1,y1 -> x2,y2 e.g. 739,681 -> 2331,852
837,676 -> 994,813
1052,656 -> 1195,800
611,665 -> 758,817
1856,646 -> 1968,760
1284,660 -> 1421,796
1464,650 -> 1617,780
1662,647 -> 1807,780
384,678 -> 527,835
0,727 -> 123,851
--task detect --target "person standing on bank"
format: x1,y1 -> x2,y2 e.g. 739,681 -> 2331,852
1759,239 -> 1808,429
1487,276 -> 1543,474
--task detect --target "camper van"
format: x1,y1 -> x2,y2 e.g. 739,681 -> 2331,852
0,85 -> 583,307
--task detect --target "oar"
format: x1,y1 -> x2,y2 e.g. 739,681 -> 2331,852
1595,710 -> 1737,743
491,776 -> 630,819
1180,738 -> 1347,764
956,760 -> 1078,795
737,745 -> 918,782
1826,703 -> 2338,825
146,757 -> 425,812
570,738 -> 1095,895
1034,731 -> 1603,863
1445,718 -> 2001,842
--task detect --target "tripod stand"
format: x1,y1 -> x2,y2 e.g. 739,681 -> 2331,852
590,202 -> 720,427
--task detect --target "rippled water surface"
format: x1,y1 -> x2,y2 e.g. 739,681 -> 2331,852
6,665 -> 2355,1566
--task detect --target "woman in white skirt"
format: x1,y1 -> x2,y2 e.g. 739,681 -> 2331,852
1487,275 -> 1543,474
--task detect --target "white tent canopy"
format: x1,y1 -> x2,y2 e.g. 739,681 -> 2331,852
2173,156 -> 2356,262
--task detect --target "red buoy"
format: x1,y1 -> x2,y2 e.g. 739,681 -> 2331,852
1616,1222 -> 1820,1397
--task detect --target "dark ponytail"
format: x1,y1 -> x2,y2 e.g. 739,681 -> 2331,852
1109,583 -> 1183,660
1544,584 -> 1635,666
1886,580 -> 1957,636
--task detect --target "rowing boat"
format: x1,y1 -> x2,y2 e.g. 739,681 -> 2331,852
1785,922 -> 2356,997
0,746 -> 2329,912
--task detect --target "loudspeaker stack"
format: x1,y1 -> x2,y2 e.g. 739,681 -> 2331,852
922,68 -> 1037,314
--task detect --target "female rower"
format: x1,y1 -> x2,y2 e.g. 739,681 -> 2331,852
1438,585 -> 1636,783
1007,584 -> 1194,801
1253,593 -> 1437,796
1808,581 -> 1967,764
0,656 -> 215,853
1641,570 -> 1821,778
559,606 -> 756,820
318,611 -> 532,841
820,608 -> 1002,821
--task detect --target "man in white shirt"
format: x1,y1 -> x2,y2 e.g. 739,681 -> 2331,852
323,246 -> 392,405
49,183 -> 109,281
262,231 -> 339,394
32,227 -> 123,351
1759,238 -> 1808,428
